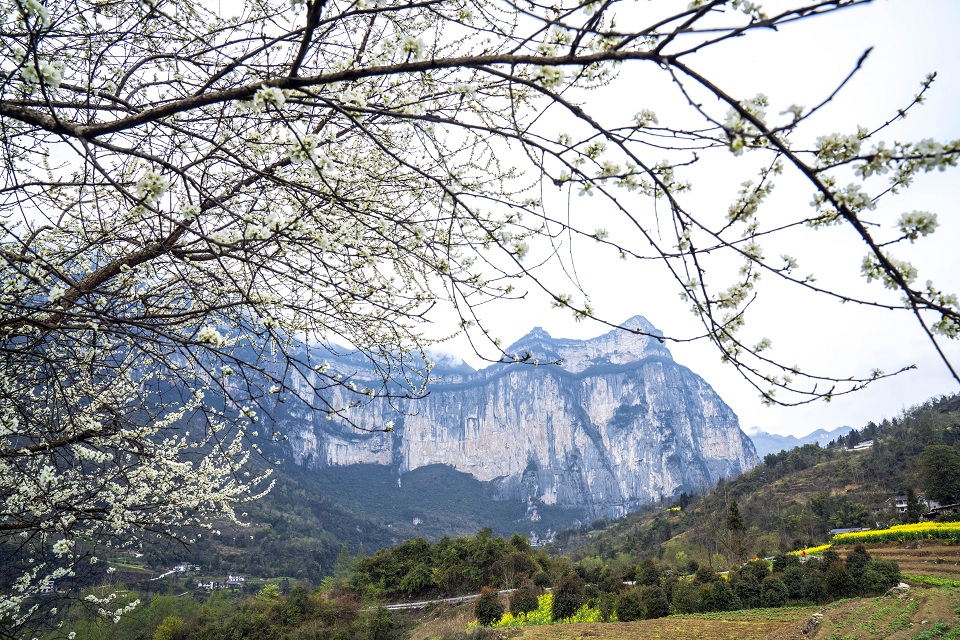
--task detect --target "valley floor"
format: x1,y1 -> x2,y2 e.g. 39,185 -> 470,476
411,584 -> 958,640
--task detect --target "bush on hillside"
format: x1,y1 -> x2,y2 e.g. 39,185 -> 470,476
860,559 -> 901,595
508,586 -> 538,618
640,586 -> 670,619
551,575 -> 585,621
781,566 -> 805,600
671,580 -> 702,614
760,577 -> 789,608
474,588 -> 505,626
824,565 -> 856,600
845,544 -> 872,584
701,580 -> 742,612
734,575 -> 761,609
532,572 -> 552,592
615,589 -> 643,622
772,554 -> 801,573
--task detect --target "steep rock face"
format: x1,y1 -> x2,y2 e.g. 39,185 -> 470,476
280,316 -> 759,518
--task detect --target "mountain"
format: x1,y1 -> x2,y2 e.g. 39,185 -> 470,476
746,425 -> 853,457
274,315 -> 760,524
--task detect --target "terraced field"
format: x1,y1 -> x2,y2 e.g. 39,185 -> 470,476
861,541 -> 960,582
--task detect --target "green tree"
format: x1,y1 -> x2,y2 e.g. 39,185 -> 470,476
727,500 -> 747,563
859,559 -> 901,595
364,606 -> 400,640
671,581 -> 703,614
904,486 -> 924,524
760,577 -> 789,608
734,575 -> 761,609
474,588 -> 505,627
532,571 -> 553,593
640,586 -> 671,619
782,566 -> 805,600
333,542 -> 356,580
636,558 -> 661,587
845,544 -> 872,587
551,575 -> 585,622
701,580 -> 742,613
615,589 -> 643,622
508,586 -> 538,618
824,565 -> 856,600
918,445 -> 960,504
153,616 -> 186,640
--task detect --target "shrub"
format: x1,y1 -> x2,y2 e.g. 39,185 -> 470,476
693,566 -> 718,584
671,580 -> 702,614
636,558 -> 660,586
153,616 -> 186,640
845,544 -> 872,585
802,567 -> 827,603
859,559 -> 901,595
551,575 -> 584,622
474,588 -> 505,626
734,575 -> 761,609
640,586 -> 670,619
509,586 -> 538,618
532,571 -> 552,592
363,606 -> 401,640
615,590 -> 643,622
760,577 -> 789,608
772,554 -> 800,573
742,559 -> 770,583
701,580 -> 742,612
782,566 -> 805,600
824,565 -> 855,600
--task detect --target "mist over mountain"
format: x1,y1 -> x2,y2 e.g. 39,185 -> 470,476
270,316 -> 760,528
745,425 -> 854,458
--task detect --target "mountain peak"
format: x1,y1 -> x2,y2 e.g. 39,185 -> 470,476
521,326 -> 553,341
502,314 -> 672,373
619,315 -> 661,336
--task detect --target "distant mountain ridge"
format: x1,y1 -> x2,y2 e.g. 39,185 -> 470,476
746,425 -> 853,458
274,316 -> 760,523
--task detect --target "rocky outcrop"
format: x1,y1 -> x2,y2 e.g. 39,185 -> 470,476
279,316 -> 759,518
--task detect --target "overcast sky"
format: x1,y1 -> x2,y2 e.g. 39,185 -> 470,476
432,0 -> 960,437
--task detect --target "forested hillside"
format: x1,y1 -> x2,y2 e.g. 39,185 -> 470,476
561,394 -> 960,566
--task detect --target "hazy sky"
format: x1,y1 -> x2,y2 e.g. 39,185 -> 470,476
433,0 -> 960,437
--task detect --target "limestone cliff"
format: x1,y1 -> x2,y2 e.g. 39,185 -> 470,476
279,316 -> 759,518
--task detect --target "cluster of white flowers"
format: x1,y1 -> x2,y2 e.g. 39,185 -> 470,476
51,539 -> 73,557
453,83 -> 477,98
19,0 -> 50,26
288,133 -> 320,164
633,109 -> 658,128
724,94 -> 768,156
135,171 -> 169,203
246,86 -> 287,112
732,0 -> 767,20
727,179 -> 774,223
38,465 -> 57,486
21,59 -> 64,89
897,211 -> 938,242
815,128 -> 866,165
861,253 -> 918,290
534,66 -> 564,88
340,88 -> 366,109
195,326 -> 226,347
47,282 -> 68,303
400,36 -> 426,60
